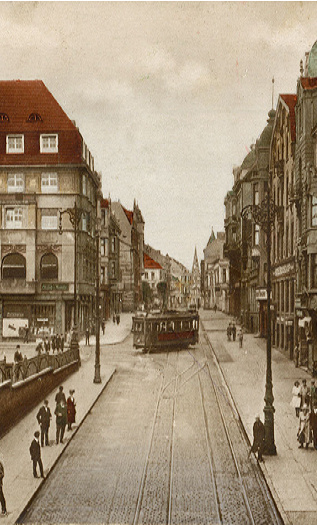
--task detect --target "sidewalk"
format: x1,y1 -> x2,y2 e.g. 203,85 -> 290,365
0,313 -> 133,363
201,309 -> 317,525
0,314 -> 133,525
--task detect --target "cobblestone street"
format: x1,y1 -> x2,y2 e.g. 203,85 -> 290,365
20,328 -> 281,524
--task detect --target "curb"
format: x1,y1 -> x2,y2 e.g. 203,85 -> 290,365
16,368 -> 116,524
201,319 -> 289,525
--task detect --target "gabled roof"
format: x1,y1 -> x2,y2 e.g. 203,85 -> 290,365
280,94 -> 297,142
0,80 -> 83,165
0,80 -> 76,132
144,253 -> 162,270
123,206 -> 133,225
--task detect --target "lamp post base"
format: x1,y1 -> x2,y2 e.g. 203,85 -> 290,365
94,364 -> 101,384
263,404 -> 277,455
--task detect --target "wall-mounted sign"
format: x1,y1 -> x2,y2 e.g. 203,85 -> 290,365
255,288 -> 272,301
273,262 -> 295,278
41,283 -> 69,292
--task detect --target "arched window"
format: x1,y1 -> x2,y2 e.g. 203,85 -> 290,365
2,253 -> 26,279
40,253 -> 58,280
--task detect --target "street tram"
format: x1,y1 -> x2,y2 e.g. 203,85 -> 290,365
132,310 -> 199,352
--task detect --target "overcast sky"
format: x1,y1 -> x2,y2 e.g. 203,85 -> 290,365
1,2 -> 317,268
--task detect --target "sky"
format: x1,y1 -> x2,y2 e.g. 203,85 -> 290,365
1,1 -> 317,268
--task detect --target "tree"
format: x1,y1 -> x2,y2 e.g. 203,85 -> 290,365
157,281 -> 167,310
142,281 -> 153,309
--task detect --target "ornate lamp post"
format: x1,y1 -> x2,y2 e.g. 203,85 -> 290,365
93,190 -> 102,384
59,202 -> 83,350
242,185 -> 282,455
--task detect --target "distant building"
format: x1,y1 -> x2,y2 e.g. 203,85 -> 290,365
100,198 -> 121,320
142,253 -> 163,306
189,247 -> 201,308
112,200 -> 144,311
0,80 -> 99,339
202,230 -> 229,312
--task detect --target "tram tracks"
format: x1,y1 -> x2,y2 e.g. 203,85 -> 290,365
200,327 -> 283,525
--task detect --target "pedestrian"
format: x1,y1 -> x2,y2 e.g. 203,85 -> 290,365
24,325 -> 29,344
85,328 -> 90,346
227,324 -> 231,341
290,380 -> 301,417
35,342 -> 43,355
214,303 -> 217,313
36,399 -> 52,447
113,314 -> 116,324
55,385 -> 66,405
29,431 -> 45,478
22,354 -> 28,380
294,344 -> 299,368
238,329 -> 243,348
61,334 -> 64,352
44,337 -> 50,353
56,334 -> 61,352
232,323 -> 236,342
308,379 -> 317,409
299,379 -> 309,408
251,416 -> 265,462
310,405 -> 317,449
14,345 -> 22,363
0,455 -> 7,516
67,389 -> 76,430
51,335 -> 56,353
55,400 -> 67,444
116,314 -> 120,325
298,404 -> 311,449
102,320 -> 105,335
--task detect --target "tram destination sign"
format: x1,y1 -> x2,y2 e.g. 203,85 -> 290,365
41,283 -> 69,292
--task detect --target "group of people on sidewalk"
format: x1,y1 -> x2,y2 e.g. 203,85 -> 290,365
36,334 -> 65,355
0,384 -> 77,517
290,378 -> 317,449
226,321 -> 244,348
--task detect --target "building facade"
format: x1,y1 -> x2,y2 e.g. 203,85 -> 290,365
202,230 -> 229,312
270,94 -> 297,359
0,80 -> 99,339
100,198 -> 121,320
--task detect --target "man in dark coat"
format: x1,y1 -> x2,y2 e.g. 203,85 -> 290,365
55,385 -> 66,405
37,399 -> 52,447
252,416 -> 265,461
0,458 -> 7,515
29,431 -> 44,478
55,400 -> 67,444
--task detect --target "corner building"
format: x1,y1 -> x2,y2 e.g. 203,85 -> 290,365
0,80 -> 100,339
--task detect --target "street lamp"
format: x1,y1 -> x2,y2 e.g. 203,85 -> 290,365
242,185 -> 282,455
59,202 -> 83,350
93,192 -> 102,384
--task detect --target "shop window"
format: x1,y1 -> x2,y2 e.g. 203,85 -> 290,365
2,253 -> 26,279
40,253 -> 58,280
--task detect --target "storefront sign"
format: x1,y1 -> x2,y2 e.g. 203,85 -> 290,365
256,288 -> 272,301
41,283 -> 69,292
273,262 -> 295,278
3,318 -> 28,338
37,318 -> 48,322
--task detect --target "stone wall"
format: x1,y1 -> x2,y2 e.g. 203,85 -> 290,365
0,360 -> 79,438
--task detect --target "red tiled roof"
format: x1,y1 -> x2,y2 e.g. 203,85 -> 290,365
301,77 -> 317,90
0,80 -> 83,165
100,198 -> 110,209
144,253 -> 162,270
123,206 -> 133,225
280,94 -> 297,142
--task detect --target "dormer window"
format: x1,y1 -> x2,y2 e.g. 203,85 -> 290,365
6,134 -> 24,154
40,134 -> 58,153
0,113 -> 9,122
27,113 -> 42,122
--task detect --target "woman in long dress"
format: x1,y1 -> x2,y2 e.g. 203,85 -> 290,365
290,380 -> 301,417
298,404 -> 311,448
67,389 -> 76,431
